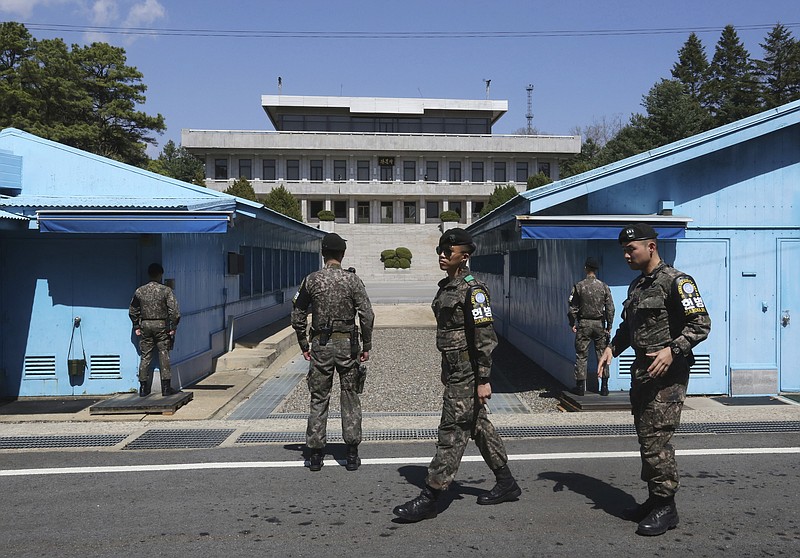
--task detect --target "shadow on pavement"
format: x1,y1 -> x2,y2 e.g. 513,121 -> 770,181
537,470 -> 638,520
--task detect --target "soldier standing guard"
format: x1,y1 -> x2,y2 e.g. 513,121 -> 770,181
393,228 -> 521,522
568,256 -> 615,395
598,223 -> 711,536
291,233 -> 374,472
129,263 -> 181,397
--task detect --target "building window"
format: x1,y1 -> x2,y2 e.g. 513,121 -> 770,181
516,162 -> 529,183
449,161 -> 461,183
380,201 -> 393,223
403,160 -> 416,181
426,201 -> 440,219
510,248 -> 539,278
494,161 -> 506,183
310,159 -> 323,181
287,159 -> 300,180
357,201 -> 370,223
334,200 -> 347,219
263,159 -> 276,180
357,160 -> 370,181
309,200 -> 324,220
538,162 -> 551,178
214,159 -> 228,180
334,160 -> 347,181
449,201 -> 462,217
380,166 -> 393,181
471,161 -> 484,182
472,201 -> 485,217
238,159 -> 252,180
403,202 -> 416,223
425,160 -> 439,182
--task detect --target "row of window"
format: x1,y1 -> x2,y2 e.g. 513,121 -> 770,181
470,248 -> 539,279
239,247 -> 318,298
276,115 -> 491,134
306,199 -> 485,222
215,158 -> 551,183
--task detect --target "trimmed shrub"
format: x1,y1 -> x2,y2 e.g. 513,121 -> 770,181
384,257 -> 400,268
440,210 -> 460,222
317,209 -> 335,221
395,247 -> 413,260
398,257 -> 411,269
380,249 -> 397,262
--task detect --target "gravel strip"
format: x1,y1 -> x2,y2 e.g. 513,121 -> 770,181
275,328 -> 563,414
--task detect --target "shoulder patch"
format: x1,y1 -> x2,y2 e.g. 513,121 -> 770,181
676,276 -> 707,315
464,274 -> 475,283
468,285 -> 493,325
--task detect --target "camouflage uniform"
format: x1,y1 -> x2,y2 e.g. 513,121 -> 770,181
291,263 -> 374,450
129,281 -> 180,382
426,269 -> 508,490
609,261 -> 710,498
568,276 -> 615,380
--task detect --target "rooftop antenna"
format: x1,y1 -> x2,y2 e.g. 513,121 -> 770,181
484,79 -> 491,99
278,76 -> 282,95
526,83 -> 534,134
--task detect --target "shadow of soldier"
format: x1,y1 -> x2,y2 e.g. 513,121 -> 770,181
395,464 -> 487,518
537,471 -> 637,520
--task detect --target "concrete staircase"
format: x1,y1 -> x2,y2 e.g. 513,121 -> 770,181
333,223 -> 444,282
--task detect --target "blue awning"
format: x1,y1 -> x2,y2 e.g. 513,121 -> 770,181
37,212 -> 230,234
521,225 -> 686,240
516,215 -> 692,240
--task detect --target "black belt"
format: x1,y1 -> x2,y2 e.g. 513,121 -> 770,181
142,318 -> 168,321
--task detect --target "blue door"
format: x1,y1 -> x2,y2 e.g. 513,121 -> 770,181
779,239 -> 800,392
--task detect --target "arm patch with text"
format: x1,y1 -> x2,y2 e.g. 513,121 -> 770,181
676,276 -> 707,316
469,286 -> 494,325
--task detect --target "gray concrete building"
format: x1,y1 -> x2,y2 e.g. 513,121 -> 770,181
182,95 -> 581,226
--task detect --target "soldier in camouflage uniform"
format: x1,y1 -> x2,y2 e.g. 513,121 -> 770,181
598,223 -> 711,536
393,228 -> 521,522
291,232 -> 374,472
129,263 -> 181,397
568,256 -> 615,396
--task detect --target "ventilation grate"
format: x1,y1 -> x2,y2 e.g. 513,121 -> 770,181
89,355 -> 121,378
0,434 -> 126,449
124,429 -> 235,450
618,354 -> 710,376
24,355 -> 57,378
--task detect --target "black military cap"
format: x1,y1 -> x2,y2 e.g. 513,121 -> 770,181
321,232 -> 347,252
584,257 -> 600,270
147,262 -> 164,277
618,223 -> 658,243
438,228 -> 473,247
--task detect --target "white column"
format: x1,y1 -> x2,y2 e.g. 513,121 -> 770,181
465,200 -> 473,225
419,196 -> 426,223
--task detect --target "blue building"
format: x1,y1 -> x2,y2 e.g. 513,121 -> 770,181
468,100 -> 800,396
0,128 -> 323,397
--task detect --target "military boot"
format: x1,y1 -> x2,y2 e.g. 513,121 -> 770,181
345,444 -> 360,471
139,381 -> 150,397
477,465 -> 522,505
600,378 -> 609,396
623,495 -> 658,522
636,496 -> 679,536
308,450 -> 324,472
393,486 -> 439,522
161,380 -> 177,396
572,380 -> 586,396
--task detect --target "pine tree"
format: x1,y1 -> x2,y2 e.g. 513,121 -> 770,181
703,25 -> 761,125
263,184 -> 303,221
756,23 -> 800,109
148,140 -> 205,185
224,177 -> 258,202
672,33 -> 710,103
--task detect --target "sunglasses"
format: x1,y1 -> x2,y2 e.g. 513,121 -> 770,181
436,246 -> 464,257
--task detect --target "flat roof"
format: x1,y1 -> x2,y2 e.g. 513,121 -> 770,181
261,95 -> 508,128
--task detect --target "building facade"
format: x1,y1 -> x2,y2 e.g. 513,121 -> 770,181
182,95 -> 581,225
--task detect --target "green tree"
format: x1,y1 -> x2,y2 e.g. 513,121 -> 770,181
148,140 -> 205,184
703,25 -> 761,125
263,184 -> 302,221
672,32 -> 710,103
479,184 -> 518,217
560,137 -> 602,178
526,172 -> 553,190
0,22 -> 164,167
641,79 -> 712,144
224,177 -> 258,202
756,23 -> 800,109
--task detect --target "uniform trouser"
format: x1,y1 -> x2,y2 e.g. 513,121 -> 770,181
138,320 -> 171,382
574,319 -> 609,380
306,336 -> 361,450
426,349 -> 508,490
630,367 -> 687,499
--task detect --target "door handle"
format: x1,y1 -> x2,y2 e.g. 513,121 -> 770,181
782,310 -> 790,327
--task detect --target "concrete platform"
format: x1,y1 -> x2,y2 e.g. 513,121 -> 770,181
89,391 -> 193,416
559,390 -> 632,412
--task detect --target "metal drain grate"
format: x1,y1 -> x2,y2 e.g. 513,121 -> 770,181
245,411 -> 442,420
124,429 -> 235,450
237,431 -> 306,444
0,434 -> 126,449
227,358 -> 307,420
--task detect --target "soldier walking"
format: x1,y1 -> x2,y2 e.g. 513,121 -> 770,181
291,233 -> 374,472
129,263 -> 180,397
393,228 -> 521,522
568,256 -> 615,395
598,224 -> 711,536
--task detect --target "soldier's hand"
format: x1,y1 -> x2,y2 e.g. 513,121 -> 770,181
359,351 -> 369,363
597,347 -> 613,377
134,328 -> 141,336
571,326 -> 577,333
302,350 -> 311,361
477,382 -> 492,405
645,347 -> 673,378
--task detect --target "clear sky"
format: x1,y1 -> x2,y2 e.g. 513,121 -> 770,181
2,0 -> 799,155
